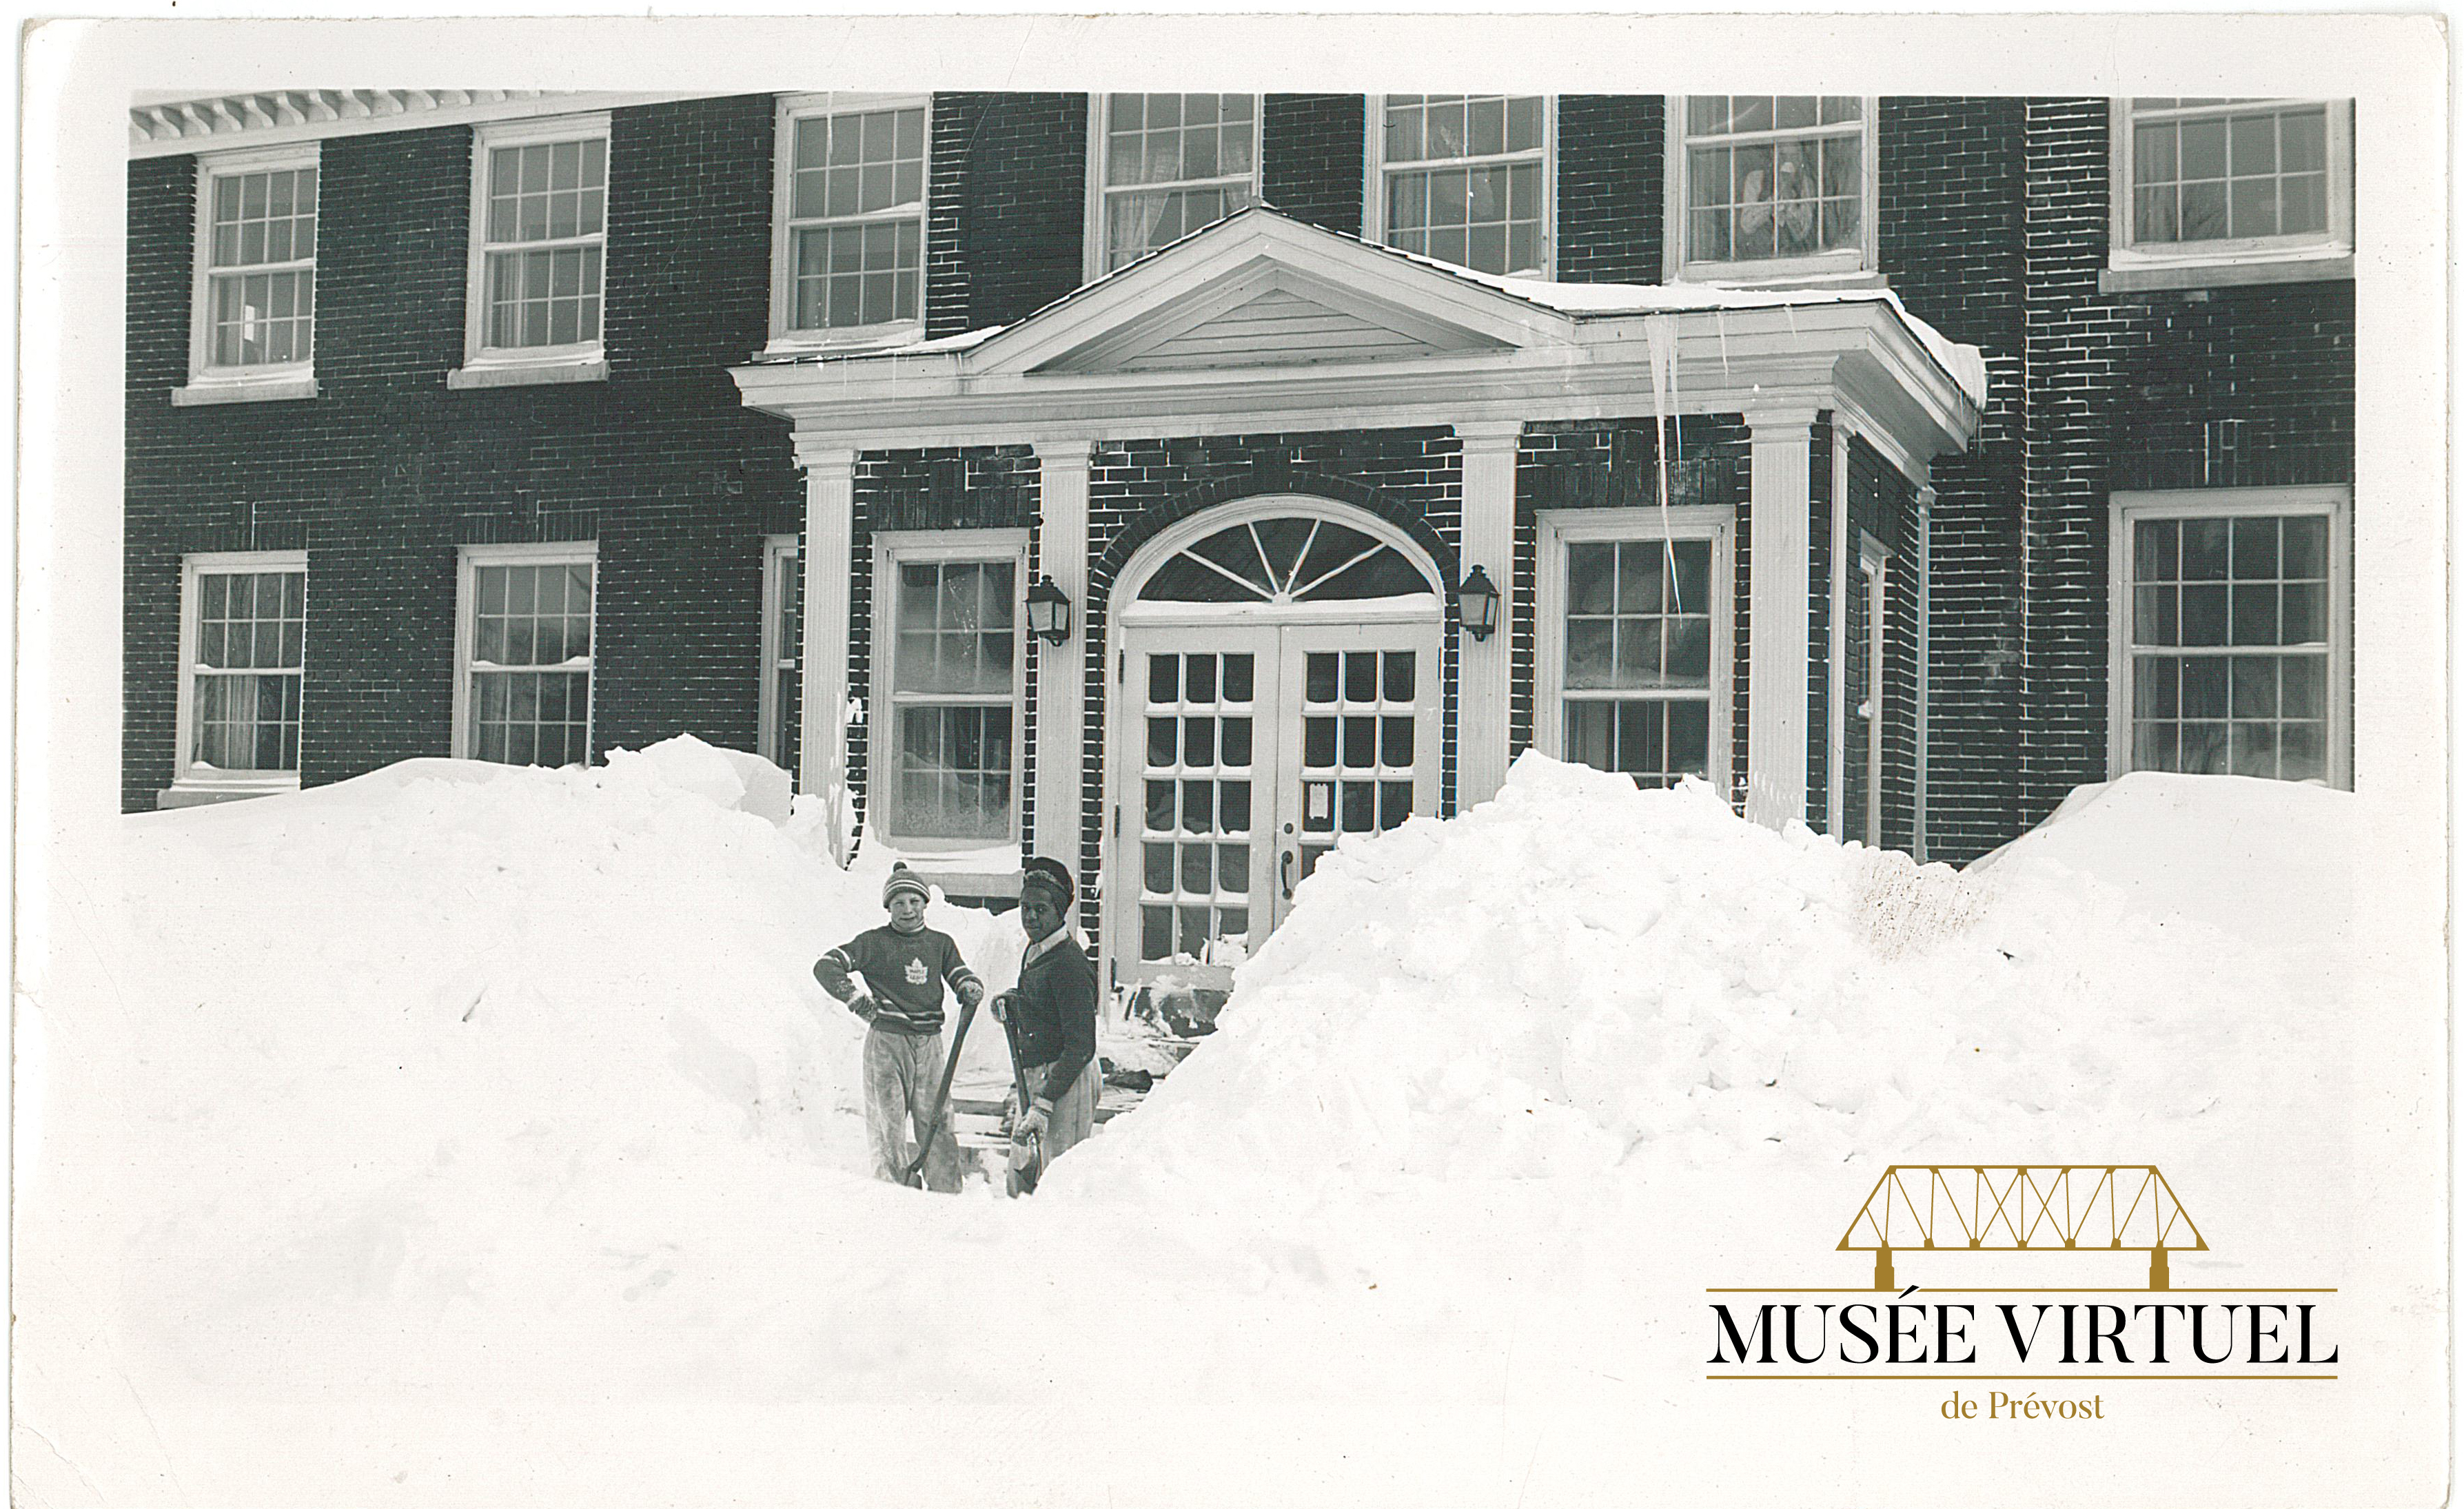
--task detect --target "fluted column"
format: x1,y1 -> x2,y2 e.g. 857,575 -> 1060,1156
1455,420 -> 1522,810
1031,438 -> 1094,895
1745,408 -> 1818,830
795,442 -> 859,847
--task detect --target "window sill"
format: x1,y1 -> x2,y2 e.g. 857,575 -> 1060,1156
156,776 -> 300,809
170,371 -> 318,407
755,325 -> 926,362
2100,252 -> 2353,294
1673,266 -> 1887,292
447,353 -> 610,391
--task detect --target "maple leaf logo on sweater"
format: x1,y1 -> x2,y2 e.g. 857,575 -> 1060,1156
905,958 -> 929,986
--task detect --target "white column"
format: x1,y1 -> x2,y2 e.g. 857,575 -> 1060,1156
1032,438 -> 1093,887
1745,407 -> 1818,830
1456,420 -> 1521,810
1824,420 -> 1852,835
796,442 -> 859,856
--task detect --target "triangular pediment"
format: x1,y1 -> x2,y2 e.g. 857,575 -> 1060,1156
968,208 -> 1572,379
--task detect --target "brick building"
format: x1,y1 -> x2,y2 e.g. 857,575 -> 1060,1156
125,90 -> 2355,998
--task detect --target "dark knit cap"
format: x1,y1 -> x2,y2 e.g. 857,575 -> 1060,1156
882,863 -> 930,908
1020,856 -> 1073,911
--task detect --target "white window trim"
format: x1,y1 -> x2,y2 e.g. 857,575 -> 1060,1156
1535,506 -> 1735,792
453,540 -> 600,764
172,549 -> 309,794
2106,485 -> 2353,789
175,143 -> 322,408
449,112 -> 613,391
868,528 -> 1030,851
1664,97 -> 1880,288
757,533 -> 800,770
764,92 -> 932,357
1082,93 -> 1265,283
1363,94 -> 1557,279
2104,99 -> 2354,293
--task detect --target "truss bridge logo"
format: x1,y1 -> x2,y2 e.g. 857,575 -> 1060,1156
1840,1164 -> 2204,1291
1704,1163 -> 2339,1395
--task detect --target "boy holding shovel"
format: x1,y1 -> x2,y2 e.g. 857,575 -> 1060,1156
813,863 -> 985,1192
991,857 -> 1099,1191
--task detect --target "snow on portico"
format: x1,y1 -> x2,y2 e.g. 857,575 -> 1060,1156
19,746 -> 2349,1503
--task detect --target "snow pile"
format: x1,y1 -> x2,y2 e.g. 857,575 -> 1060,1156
1062,755 -> 2336,1285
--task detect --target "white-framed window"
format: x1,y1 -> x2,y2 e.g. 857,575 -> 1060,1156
1538,507 -> 1735,791
1088,93 -> 1261,276
2108,99 -> 2353,289
454,542 -> 598,767
1366,94 -> 1552,278
869,531 -> 1026,846
176,145 -> 320,407
768,93 -> 928,351
758,534 -> 802,772
174,551 -> 309,791
451,113 -> 611,389
1840,533 -> 1890,846
1667,96 -> 1875,284
2109,487 -> 2351,788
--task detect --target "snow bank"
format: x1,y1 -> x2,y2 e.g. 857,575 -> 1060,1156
19,751 -> 2362,1505
1059,754 -> 2339,1293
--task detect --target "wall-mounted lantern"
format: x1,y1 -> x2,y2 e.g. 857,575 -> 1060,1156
1455,564 -> 1500,642
1026,574 -> 1074,644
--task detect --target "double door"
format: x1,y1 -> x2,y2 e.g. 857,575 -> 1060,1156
1111,615 -> 1441,994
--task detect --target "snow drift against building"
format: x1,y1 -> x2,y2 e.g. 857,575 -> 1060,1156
18,744 -> 2352,1503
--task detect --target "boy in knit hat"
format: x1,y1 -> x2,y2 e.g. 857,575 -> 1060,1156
813,863 -> 985,1192
990,856 -> 1099,1187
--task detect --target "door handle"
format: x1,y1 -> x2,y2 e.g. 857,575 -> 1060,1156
1281,848 -> 1296,901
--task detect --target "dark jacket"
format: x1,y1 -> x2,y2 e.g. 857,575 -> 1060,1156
1008,930 -> 1098,1109
814,923 -> 981,1035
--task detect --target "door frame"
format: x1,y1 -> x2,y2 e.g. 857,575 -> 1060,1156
1099,495 -> 1448,994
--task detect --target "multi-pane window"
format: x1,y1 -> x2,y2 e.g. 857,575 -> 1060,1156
179,554 -> 307,784
1139,650 -> 1257,965
1676,96 -> 1867,272
1098,94 -> 1259,272
883,552 -> 1018,842
759,537 -> 802,772
777,99 -> 926,336
1562,538 -> 1716,788
2117,497 -> 2345,786
459,549 -> 595,768
198,156 -> 317,372
2127,99 -> 2332,245
471,121 -> 607,353
1376,94 -> 1549,276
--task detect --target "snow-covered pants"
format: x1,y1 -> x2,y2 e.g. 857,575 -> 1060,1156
863,1024 -> 962,1193
1026,1058 -> 1099,1166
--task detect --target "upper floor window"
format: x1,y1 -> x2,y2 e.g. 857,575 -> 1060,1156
1092,94 -> 1260,275
1369,94 -> 1551,278
1669,96 -> 1873,283
770,94 -> 928,349
2108,99 -> 2352,289
176,145 -> 318,407
453,114 -> 611,388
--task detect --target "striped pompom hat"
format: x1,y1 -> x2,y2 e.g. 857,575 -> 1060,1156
882,863 -> 930,907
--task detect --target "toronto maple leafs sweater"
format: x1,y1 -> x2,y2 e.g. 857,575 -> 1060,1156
813,923 -> 982,1036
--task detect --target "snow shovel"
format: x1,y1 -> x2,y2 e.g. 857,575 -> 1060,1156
997,1000 -> 1043,1196
902,994 -> 978,1190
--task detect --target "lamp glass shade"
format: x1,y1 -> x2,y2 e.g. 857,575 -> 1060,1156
1455,565 -> 1500,641
1025,575 -> 1072,643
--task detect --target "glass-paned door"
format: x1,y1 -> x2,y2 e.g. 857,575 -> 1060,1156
1115,615 -> 1440,993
